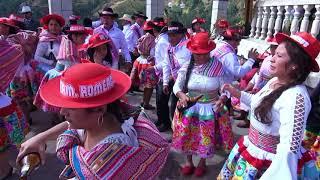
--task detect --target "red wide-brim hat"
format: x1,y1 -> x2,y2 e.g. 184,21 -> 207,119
275,32 -> 320,72
143,21 -> 154,31
66,25 -> 92,35
187,32 -> 216,54
40,14 -> 65,27
0,18 -> 19,29
40,63 -> 131,108
86,33 -> 111,49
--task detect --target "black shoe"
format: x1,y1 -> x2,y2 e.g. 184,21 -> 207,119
158,124 -> 170,132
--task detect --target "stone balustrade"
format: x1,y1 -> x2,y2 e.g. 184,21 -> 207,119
250,0 -> 320,40
238,0 -> 320,88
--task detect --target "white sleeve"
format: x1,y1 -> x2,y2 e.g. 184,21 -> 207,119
260,90 -> 311,180
126,29 -> 135,52
119,31 -> 132,63
173,63 -> 189,95
240,91 -> 254,107
250,72 -> 259,85
222,53 -> 254,78
34,42 -> 53,65
162,49 -> 171,86
111,57 -> 119,69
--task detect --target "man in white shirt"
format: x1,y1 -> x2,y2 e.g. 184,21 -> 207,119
127,11 -> 148,61
119,14 -> 133,46
211,28 -> 258,83
159,21 -> 191,131
94,7 -> 132,70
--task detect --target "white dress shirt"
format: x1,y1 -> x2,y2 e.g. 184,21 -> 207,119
126,23 -> 144,52
94,24 -> 132,62
162,39 -> 191,86
154,33 -> 169,78
211,41 -> 254,83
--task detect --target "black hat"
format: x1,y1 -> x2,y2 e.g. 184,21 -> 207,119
132,11 -> 148,20
167,21 -> 186,34
99,7 -> 118,18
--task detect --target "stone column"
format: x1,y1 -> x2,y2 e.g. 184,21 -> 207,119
210,0 -> 228,32
260,6 -> 270,40
146,0 -> 164,20
254,7 -> 263,39
273,6 -> 284,36
300,5 -> 314,32
48,0 -> 72,20
267,6 -> 277,39
311,5 -> 320,37
249,10 -> 257,38
290,5 -> 303,35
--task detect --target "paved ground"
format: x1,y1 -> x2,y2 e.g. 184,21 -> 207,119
8,91 -> 248,180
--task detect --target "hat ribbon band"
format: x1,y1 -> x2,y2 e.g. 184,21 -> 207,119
168,27 -> 179,31
60,76 -> 114,99
291,34 -> 309,47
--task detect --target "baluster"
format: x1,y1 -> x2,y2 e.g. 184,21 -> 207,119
260,6 -> 270,40
267,6 -> 277,39
254,7 -> 263,39
249,8 -> 257,37
300,5 -> 314,32
274,6 -> 284,36
311,5 -> 320,37
290,5 -> 303,35
282,5 -> 293,33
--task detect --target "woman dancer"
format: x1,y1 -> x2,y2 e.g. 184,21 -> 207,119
218,32 -> 320,179
17,63 -> 169,179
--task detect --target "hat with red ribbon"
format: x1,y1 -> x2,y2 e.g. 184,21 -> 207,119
85,33 -> 111,49
266,36 -> 278,46
143,21 -> 154,31
0,17 -> 19,29
187,32 -> 216,54
217,19 -> 229,29
275,32 -> 320,72
66,24 -> 92,35
192,17 -> 205,24
40,63 -> 131,108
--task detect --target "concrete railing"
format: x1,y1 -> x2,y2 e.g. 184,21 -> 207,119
238,0 -> 320,88
249,0 -> 320,40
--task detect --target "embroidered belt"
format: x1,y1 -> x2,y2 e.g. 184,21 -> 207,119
188,91 -> 219,103
248,125 -> 280,154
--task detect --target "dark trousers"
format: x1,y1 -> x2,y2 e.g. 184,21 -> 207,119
156,79 -> 178,126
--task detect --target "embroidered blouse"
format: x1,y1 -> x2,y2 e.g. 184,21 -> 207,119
240,77 -> 311,179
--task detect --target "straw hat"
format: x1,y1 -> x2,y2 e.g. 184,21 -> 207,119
119,14 -> 133,23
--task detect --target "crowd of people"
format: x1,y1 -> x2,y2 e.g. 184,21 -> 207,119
0,4 -> 320,179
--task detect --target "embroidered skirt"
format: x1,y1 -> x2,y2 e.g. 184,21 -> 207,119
6,63 -> 37,103
172,102 -> 234,158
298,130 -> 320,179
33,63 -> 64,112
30,61 -> 55,90
0,102 -> 29,152
132,59 -> 157,89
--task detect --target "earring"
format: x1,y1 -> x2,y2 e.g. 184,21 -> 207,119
98,115 -> 104,126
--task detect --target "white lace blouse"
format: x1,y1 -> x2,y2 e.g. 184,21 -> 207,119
240,77 -> 311,179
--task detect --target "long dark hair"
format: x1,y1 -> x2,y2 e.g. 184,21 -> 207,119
254,40 -> 313,124
87,44 -> 113,65
183,55 -> 195,93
